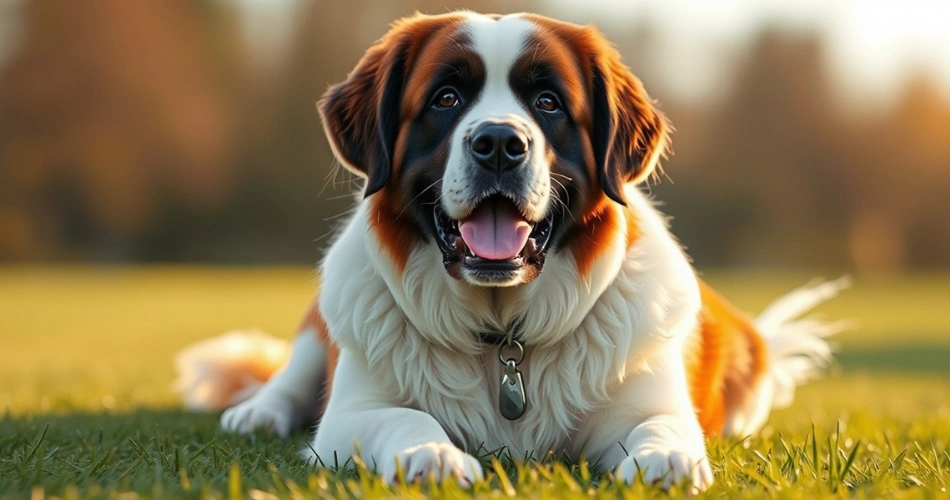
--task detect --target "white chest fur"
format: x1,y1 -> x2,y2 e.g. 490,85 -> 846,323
318,187 -> 700,458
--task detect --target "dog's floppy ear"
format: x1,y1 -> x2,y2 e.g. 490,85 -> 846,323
590,38 -> 670,205
318,28 -> 409,198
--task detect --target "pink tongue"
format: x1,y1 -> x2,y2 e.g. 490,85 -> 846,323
459,200 -> 531,260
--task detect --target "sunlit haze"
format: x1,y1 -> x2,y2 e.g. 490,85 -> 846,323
226,0 -> 950,110
551,0 -> 950,109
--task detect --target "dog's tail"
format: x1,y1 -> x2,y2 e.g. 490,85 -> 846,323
756,277 -> 851,407
723,277 -> 851,436
174,330 -> 291,411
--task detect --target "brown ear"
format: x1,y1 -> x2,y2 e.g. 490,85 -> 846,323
318,31 -> 409,197
590,40 -> 670,205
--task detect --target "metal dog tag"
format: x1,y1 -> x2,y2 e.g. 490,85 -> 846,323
499,359 -> 526,420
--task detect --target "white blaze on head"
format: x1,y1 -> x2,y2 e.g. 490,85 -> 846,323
440,14 -> 551,222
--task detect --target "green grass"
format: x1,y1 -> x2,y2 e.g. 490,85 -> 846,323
1,266 -> 949,498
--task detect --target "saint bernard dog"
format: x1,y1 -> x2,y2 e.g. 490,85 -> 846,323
175,11 -> 847,491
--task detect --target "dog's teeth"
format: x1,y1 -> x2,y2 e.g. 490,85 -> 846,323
524,238 -> 538,257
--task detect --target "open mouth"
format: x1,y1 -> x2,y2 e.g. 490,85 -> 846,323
433,195 -> 555,283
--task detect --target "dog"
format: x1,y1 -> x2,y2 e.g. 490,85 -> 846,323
174,11 -> 847,491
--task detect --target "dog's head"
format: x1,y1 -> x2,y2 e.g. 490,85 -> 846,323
320,12 -> 668,287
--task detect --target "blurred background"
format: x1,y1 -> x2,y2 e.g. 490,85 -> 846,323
1,0 -> 949,272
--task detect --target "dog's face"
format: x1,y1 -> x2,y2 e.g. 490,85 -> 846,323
320,12 -> 668,287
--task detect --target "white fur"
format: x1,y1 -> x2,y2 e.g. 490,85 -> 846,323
220,328 -> 327,436
312,165 -> 711,487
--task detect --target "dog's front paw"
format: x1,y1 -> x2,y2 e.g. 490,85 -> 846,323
220,391 -> 296,437
616,449 -> 713,492
382,442 -> 483,486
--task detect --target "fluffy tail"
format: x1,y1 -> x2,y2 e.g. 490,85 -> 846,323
174,330 -> 290,411
755,277 -> 851,409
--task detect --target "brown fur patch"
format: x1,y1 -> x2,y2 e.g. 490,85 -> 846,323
565,197 -> 640,276
687,281 -> 770,435
513,28 -> 592,134
521,14 -> 670,198
368,192 -> 417,273
318,13 -> 467,194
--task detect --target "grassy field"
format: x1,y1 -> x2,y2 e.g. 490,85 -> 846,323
1,266 -> 948,498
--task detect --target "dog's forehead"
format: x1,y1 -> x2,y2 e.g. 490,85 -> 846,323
454,14 -> 588,121
457,13 -> 537,77
452,14 -> 588,130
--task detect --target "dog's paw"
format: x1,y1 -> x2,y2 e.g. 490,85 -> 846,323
220,391 -> 296,437
381,442 -> 483,486
616,449 -> 713,492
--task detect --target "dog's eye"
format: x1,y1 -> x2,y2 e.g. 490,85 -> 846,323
535,92 -> 561,113
432,88 -> 460,109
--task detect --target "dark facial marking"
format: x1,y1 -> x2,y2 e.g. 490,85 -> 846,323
395,35 -> 487,244
508,32 -> 595,250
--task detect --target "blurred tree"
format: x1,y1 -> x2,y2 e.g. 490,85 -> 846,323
654,27 -> 950,272
839,75 -> 950,273
655,30 -> 847,268
0,0 -> 246,260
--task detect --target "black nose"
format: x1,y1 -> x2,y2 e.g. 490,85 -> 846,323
470,123 -> 528,173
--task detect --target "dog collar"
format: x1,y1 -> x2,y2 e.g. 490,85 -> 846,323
476,330 -> 510,344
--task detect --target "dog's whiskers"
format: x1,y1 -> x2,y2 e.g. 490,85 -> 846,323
549,178 -> 576,224
397,178 -> 443,218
